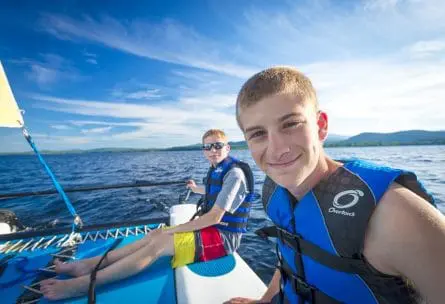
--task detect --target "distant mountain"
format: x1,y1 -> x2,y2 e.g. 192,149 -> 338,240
327,130 -> 445,147
2,130 -> 444,155
228,140 -> 248,149
164,143 -> 202,151
225,131 -> 445,148
325,134 -> 349,143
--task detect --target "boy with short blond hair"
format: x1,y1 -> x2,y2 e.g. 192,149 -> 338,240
227,66 -> 444,304
202,128 -> 228,143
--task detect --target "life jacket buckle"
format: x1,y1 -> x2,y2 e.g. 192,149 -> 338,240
276,227 -> 303,252
291,275 -> 314,301
255,229 -> 268,239
254,226 -> 277,239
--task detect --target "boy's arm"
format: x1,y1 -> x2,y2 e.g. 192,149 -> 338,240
186,179 -> 205,194
167,168 -> 246,234
224,268 -> 281,304
365,183 -> 445,304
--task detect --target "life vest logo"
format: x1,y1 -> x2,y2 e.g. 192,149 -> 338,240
214,167 -> 223,173
329,189 -> 364,217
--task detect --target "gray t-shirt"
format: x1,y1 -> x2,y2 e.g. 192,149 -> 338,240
213,167 -> 249,253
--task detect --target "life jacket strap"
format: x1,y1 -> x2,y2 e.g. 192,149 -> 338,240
280,261 -> 343,304
255,225 -> 277,239
256,226 -> 370,276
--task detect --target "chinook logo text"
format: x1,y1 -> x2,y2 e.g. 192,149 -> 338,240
329,190 -> 364,217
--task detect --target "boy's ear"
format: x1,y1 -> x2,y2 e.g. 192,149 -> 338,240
317,111 -> 328,141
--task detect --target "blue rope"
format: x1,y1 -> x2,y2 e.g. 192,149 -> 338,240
22,127 -> 82,230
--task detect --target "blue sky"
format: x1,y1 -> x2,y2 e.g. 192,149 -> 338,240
1,0 -> 444,153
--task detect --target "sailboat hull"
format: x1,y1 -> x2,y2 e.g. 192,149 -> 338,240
1,206 -> 267,304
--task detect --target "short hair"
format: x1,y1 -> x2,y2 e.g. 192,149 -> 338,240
236,66 -> 318,128
202,129 -> 227,143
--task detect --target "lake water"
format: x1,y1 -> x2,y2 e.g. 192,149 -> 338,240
0,145 -> 444,283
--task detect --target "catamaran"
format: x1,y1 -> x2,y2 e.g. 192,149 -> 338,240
0,61 -> 266,303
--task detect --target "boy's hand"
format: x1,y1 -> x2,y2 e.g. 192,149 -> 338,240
186,180 -> 198,192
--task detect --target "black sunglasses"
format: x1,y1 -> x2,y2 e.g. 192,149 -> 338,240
202,142 -> 226,151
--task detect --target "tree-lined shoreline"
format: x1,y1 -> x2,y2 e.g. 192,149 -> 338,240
1,130 -> 444,155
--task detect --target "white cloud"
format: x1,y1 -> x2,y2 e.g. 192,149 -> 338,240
69,120 -> 144,127
405,39 -> 445,58
110,79 -> 169,101
303,59 -> 445,134
235,0 -> 445,65
83,51 -> 97,58
83,50 -> 98,64
81,126 -> 112,134
28,65 -> 58,85
33,133 -> 92,145
31,93 -> 238,122
126,89 -> 161,99
86,58 -> 97,65
51,124 -> 71,130
229,0 -> 445,134
363,0 -> 400,11
113,88 -> 162,100
11,0 -> 443,152
39,14 -> 258,78
180,93 -> 237,109
10,54 -> 83,85
30,92 -> 244,147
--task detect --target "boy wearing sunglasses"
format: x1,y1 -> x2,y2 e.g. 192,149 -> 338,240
186,129 -> 255,261
40,129 -> 255,301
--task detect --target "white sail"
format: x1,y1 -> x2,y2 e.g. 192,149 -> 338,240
0,61 -> 24,128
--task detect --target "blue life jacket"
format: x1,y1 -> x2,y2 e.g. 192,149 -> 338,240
259,160 -> 435,304
201,156 -> 255,233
